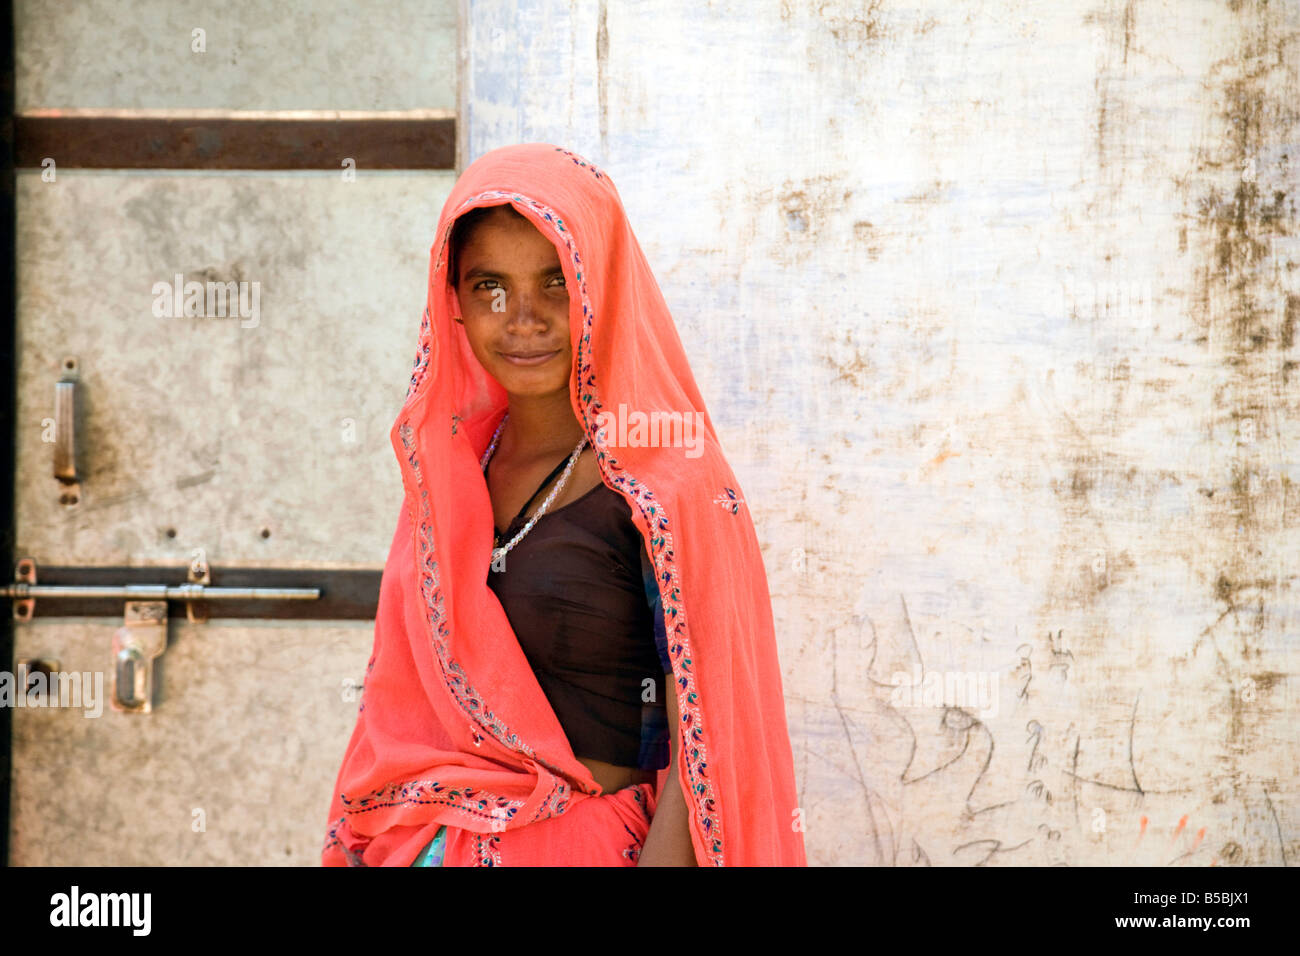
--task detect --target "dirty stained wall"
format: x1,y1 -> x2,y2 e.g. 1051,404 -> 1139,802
463,0 -> 1299,865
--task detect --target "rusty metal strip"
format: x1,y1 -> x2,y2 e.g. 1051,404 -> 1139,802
13,110 -> 455,170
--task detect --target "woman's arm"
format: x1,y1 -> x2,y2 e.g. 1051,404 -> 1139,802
636,672 -> 698,866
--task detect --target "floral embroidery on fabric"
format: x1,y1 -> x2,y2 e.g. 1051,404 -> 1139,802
553,146 -> 605,180
621,822 -> 642,862
474,832 -> 502,866
339,780 -> 526,826
438,189 -> 725,866
714,487 -> 744,514
407,307 -> 432,401
323,816 -> 346,856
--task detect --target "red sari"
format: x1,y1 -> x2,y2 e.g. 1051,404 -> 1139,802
322,143 -> 806,866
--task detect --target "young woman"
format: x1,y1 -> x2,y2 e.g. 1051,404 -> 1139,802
322,143 -> 806,866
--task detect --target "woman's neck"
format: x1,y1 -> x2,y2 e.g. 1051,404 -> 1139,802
500,391 -> 585,461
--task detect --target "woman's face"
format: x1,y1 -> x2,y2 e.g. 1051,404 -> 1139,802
453,206 -> 572,400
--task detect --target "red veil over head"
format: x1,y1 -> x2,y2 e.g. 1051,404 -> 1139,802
322,143 -> 806,866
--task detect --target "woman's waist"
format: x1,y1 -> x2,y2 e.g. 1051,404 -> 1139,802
575,753 -> 658,794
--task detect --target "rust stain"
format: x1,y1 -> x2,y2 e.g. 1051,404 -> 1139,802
778,175 -> 852,239
1178,2 -> 1298,736
920,448 -> 960,478
814,0 -> 886,48
1250,671 -> 1285,692
852,220 -> 882,260
900,180 -> 951,205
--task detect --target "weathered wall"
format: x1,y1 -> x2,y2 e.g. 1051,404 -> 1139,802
463,0 -> 1299,865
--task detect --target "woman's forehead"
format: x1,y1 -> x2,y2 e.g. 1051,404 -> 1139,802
457,208 -> 561,261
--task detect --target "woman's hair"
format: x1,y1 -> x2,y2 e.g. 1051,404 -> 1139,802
447,202 -> 526,286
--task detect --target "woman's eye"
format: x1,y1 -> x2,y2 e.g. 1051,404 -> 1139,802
549,274 -> 566,288
473,279 -> 501,291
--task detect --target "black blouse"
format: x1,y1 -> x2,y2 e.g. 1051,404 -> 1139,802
485,466 -> 672,771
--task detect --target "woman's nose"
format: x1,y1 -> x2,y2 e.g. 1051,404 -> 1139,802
504,290 -> 547,330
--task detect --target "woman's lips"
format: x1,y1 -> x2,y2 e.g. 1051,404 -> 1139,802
499,349 -> 560,367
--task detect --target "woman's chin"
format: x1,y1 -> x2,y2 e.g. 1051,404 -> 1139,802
493,370 -> 571,399
489,360 -> 570,397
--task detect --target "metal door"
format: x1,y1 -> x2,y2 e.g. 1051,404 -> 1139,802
5,0 -> 458,865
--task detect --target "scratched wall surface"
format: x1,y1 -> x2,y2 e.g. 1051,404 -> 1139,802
464,0 -> 1299,865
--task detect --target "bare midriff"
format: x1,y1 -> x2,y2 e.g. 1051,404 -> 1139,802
577,755 -> 658,794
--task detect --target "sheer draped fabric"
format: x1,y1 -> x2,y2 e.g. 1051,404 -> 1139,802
321,143 -> 806,866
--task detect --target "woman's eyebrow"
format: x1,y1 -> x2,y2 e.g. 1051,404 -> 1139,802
461,264 -> 565,281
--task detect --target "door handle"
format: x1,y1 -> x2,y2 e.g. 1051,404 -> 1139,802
110,601 -> 167,713
53,356 -> 80,506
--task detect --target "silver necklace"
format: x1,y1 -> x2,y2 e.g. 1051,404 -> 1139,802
481,412 -> 589,567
